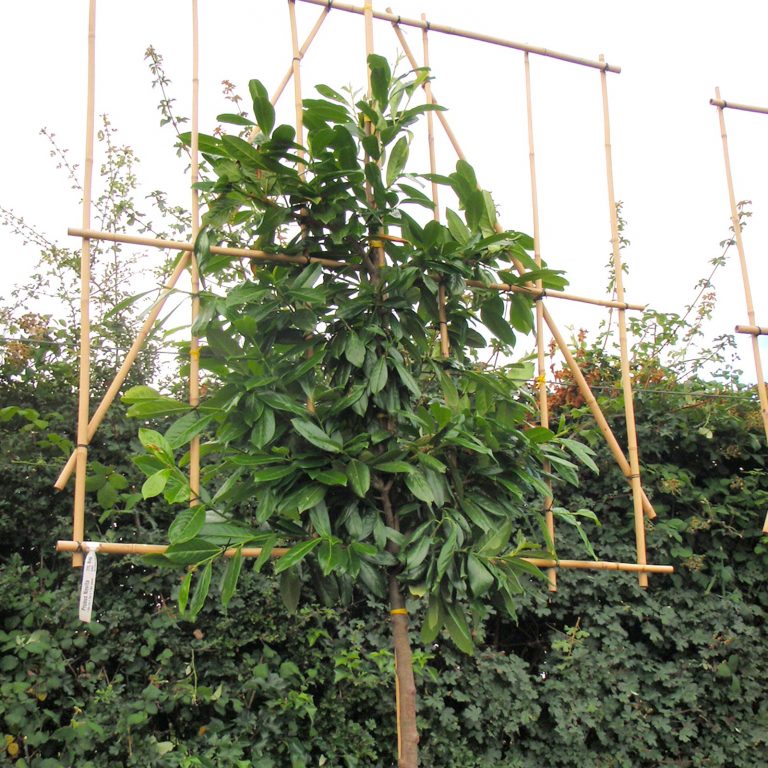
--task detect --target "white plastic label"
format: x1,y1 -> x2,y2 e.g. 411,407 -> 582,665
79,548 -> 98,623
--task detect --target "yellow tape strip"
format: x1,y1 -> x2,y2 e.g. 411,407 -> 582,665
390,608 -> 408,615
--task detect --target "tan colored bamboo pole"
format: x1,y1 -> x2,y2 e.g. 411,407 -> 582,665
542,304 -> 656,519
735,324 -> 768,336
714,88 -> 768,446
599,55 -> 648,587
72,0 -> 97,568
189,0 -> 201,509
54,539 -> 672,573
387,11 -> 466,161
55,252 -> 191,490
272,4 -> 329,107
734,325 -> 768,336
67,228 -> 346,269
710,97 -> 768,115
56,540 -> 289,558
304,0 -> 620,72
420,13 -> 450,360
524,53 -> 556,592
421,14 -> 440,218
465,278 -> 645,311
288,0 -> 305,159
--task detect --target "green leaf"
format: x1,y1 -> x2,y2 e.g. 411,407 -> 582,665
346,459 -> 371,498
467,553 -> 494,597
138,428 -> 174,460
560,438 -> 600,474
165,412 -> 215,449
445,208 -> 470,245
273,538 -> 323,574
405,470 -> 435,504
142,469 -> 171,499
279,569 -> 301,613
386,136 -> 409,187
375,461 -> 414,474
309,505 -> 332,536
96,482 -> 118,509
188,562 -> 213,619
478,519 -> 513,557
217,113 -> 255,126
221,549 -> 243,608
480,295 -> 517,346
178,571 -> 193,615
525,427 -> 555,444
344,332 -> 366,367
444,602 -> 474,655
368,54 -> 391,107
165,538 -> 220,566
296,484 -> 327,513
249,79 -> 275,135
291,418 -> 343,453
368,356 -> 388,394
168,506 -> 206,545
509,292 -> 535,334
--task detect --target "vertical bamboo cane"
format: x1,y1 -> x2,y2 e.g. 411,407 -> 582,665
524,53 -> 556,592
714,88 -> 768,476
72,0 -> 97,567
189,0 -> 201,507
421,13 -> 450,360
599,56 -> 648,587
288,0 -> 305,160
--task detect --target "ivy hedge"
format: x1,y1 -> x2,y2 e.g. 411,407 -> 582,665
2,340 -> 767,766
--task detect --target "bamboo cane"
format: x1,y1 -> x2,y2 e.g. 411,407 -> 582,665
305,0 -> 620,72
387,11 -> 466,160
714,88 -> 768,446
710,97 -> 768,115
735,324 -> 768,336
524,53 -> 556,592
66,229 -> 345,268
189,0 -> 201,509
599,55 -> 648,587
288,0 -> 305,161
54,539 -> 673,573
72,0 -> 97,568
56,540 -> 288,558
421,13 -> 450,360
543,304 -> 657,519
55,251 -> 191,490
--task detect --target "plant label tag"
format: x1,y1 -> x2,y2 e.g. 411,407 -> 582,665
79,548 -> 98,623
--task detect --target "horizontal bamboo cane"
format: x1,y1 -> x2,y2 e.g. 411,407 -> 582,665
68,228 -> 346,269
735,324 -> 768,336
710,98 -> 768,115
68,228 -> 644,310
55,539 -> 671,573
56,540 -> 289,558
299,0 -> 620,72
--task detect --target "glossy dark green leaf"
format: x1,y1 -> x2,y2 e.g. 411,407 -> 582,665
165,538 -> 220,566
217,113 -> 255,126
346,459 -> 370,498
405,470 -> 434,504
178,571 -> 193,615
188,562 -> 213,619
249,79 -> 275,135
344,332 -> 366,368
444,602 -> 474,655
273,538 -> 323,574
221,549 -> 243,608
291,418 -> 343,453
386,136 -> 409,187
467,553 -> 494,597
168,506 -> 206,544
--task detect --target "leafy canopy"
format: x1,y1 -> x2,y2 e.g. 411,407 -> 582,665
127,56 -> 594,651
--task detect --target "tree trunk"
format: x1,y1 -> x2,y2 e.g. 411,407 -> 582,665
389,573 -> 419,768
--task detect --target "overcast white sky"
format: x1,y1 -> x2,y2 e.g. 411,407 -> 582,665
1,0 -> 766,378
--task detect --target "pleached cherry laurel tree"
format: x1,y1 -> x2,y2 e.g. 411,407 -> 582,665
126,56 -> 597,765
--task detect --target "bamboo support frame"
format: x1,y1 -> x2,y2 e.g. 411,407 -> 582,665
54,539 -> 672,574
735,324 -> 768,336
303,0 -> 621,73
72,0 -> 97,568
600,55 -> 648,587
189,0 -> 201,508
54,251 -> 191,490
288,0 -> 305,160
525,53 -> 556,592
710,97 -> 768,116
714,88 -> 768,449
